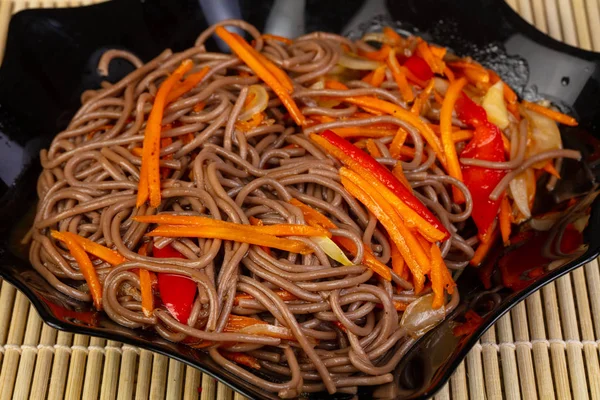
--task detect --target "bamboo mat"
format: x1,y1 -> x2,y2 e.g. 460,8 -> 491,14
0,0 -> 599,399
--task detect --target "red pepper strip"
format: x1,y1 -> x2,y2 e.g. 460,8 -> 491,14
404,55 -> 433,81
153,244 -> 197,323
313,130 -> 449,240
456,94 -> 507,238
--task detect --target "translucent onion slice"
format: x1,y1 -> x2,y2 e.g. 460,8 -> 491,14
522,107 -> 563,169
238,84 -> 269,121
400,293 -> 446,337
509,168 -> 535,219
338,53 -> 383,71
238,324 -> 295,340
312,236 -> 353,266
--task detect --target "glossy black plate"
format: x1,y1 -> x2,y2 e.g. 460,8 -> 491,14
0,0 -> 599,399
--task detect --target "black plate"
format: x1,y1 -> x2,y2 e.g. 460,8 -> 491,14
0,0 -> 599,399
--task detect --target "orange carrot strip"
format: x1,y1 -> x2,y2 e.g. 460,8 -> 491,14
224,315 -> 268,331
329,127 -> 398,138
542,160 -> 561,178
522,100 -> 578,126
390,241 -> 405,290
370,64 -> 387,87
416,39 -> 445,74
440,77 -> 467,203
359,44 -> 392,61
362,70 -> 376,84
410,79 -> 435,115
452,130 -> 474,142
324,80 -> 446,165
215,27 -> 305,126
389,127 -> 409,159
165,66 -> 210,104
387,49 -> 414,102
193,102 -> 206,112
289,199 -> 337,229
51,230 -> 103,310
332,236 -> 392,281
392,163 -> 413,192
430,45 -> 447,60
139,269 -> 154,317
58,232 -> 125,266
462,67 -> 490,85
221,351 -> 261,370
134,215 -> 329,238
261,33 -> 292,45
499,196 -> 511,246
366,139 -> 383,158
383,26 -> 403,46
340,170 -> 427,289
137,60 -> 193,208
430,243 -> 455,308
231,33 -> 294,93
131,147 -> 143,157
147,225 -> 313,255
470,228 -> 499,266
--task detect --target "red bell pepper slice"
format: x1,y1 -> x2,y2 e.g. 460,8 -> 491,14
456,94 -> 507,238
404,55 -> 434,82
319,130 -> 450,240
153,244 -> 197,324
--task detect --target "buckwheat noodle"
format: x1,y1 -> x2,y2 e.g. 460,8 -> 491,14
28,20 -> 580,397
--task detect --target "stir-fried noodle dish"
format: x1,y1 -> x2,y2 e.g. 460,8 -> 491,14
28,20 -> 583,397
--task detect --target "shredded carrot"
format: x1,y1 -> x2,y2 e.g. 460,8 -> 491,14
462,67 -> 490,85
416,39 -> 445,74
443,66 -> 455,82
166,66 -> 210,104
387,49 -> 414,102
389,127 -> 409,159
452,130 -> 474,143
430,45 -> 447,60
137,59 -> 193,208
234,289 -> 297,305
499,196 -> 512,246
507,101 -> 521,121
392,163 -> 413,192
139,269 -> 154,317
225,315 -> 267,331
134,214 -> 329,238
52,231 -> 125,266
383,26 -> 404,46
470,228 -> 499,266
289,198 -> 337,230
411,79 -> 435,115
332,236 -> 392,281
231,33 -> 294,93
221,351 -> 261,370
440,77 -> 467,203
324,80 -> 446,166
542,160 -> 561,178
193,102 -> 206,113
147,225 -> 313,255
340,170 -> 428,290
366,64 -> 387,87
359,44 -> 392,61
390,241 -> 405,291
51,230 -> 103,310
328,126 -> 398,138
235,112 -> 265,132
224,315 -> 295,340
366,139 -> 383,158
215,27 -> 305,126
521,100 -> 578,126
261,33 -> 292,45
430,242 -> 455,309
501,132 -> 512,155
415,233 -> 432,273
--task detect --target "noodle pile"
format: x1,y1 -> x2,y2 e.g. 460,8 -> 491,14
28,20 -> 580,397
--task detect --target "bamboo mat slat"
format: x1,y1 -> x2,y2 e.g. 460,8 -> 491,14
0,0 -> 599,399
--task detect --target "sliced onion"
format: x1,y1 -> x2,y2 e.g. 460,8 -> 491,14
312,236 -> 353,266
522,108 -> 562,168
338,53 -> 383,71
238,324 -> 295,340
238,85 -> 269,121
509,168 -> 535,219
433,77 -> 449,96
400,293 -> 446,337
309,80 -> 325,90
528,211 -> 563,231
362,32 -> 388,44
572,215 -> 590,233
482,81 -> 509,129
